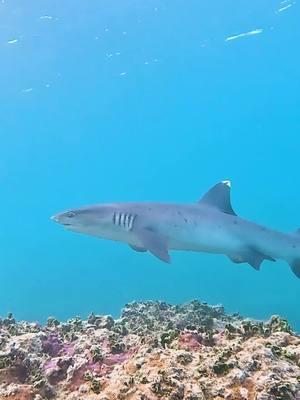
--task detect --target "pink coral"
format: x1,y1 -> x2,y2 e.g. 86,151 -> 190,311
178,332 -> 202,351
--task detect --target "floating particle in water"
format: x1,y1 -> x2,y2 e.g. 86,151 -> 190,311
106,53 -> 113,58
115,52 -> 121,56
104,28 -> 109,32
40,15 -> 53,20
225,29 -> 263,42
95,36 -> 99,40
144,61 -> 149,65
45,84 -> 50,88
7,39 -> 18,44
277,3 -> 293,12
154,7 -> 158,12
120,72 -> 127,76
122,31 -> 127,35
154,58 -> 159,62
22,88 -> 33,93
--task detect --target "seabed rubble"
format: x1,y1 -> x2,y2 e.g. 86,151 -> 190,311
0,300 -> 300,400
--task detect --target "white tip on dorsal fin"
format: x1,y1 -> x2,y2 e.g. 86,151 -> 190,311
198,180 -> 236,216
222,180 -> 231,187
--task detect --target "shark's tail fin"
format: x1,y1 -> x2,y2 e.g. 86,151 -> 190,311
289,260 -> 300,279
288,229 -> 300,278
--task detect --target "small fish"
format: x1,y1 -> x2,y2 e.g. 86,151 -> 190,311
225,29 -> 263,42
40,15 -> 53,20
51,181 -> 300,278
277,4 -> 293,12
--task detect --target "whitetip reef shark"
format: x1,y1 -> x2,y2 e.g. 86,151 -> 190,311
51,181 -> 300,278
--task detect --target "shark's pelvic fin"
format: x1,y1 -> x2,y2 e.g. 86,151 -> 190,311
135,228 -> 170,263
228,248 -> 276,270
199,180 -> 236,215
289,260 -> 300,279
129,245 -> 147,253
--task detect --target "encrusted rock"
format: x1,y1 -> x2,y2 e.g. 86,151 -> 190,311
0,301 -> 299,399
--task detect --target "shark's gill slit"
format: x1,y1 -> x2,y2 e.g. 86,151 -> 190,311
118,213 -> 122,226
125,214 -> 129,228
128,214 -> 136,231
123,213 -> 127,228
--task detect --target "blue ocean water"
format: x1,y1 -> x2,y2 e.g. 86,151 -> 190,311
1,0 -> 300,328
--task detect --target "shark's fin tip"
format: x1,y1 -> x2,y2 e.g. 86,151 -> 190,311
222,179 -> 231,188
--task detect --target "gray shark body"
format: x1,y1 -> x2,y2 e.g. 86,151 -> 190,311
51,181 -> 300,278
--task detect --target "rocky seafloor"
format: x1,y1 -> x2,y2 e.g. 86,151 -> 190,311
1,301 -> 300,400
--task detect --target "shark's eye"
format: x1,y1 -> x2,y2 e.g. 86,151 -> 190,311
66,211 -> 76,218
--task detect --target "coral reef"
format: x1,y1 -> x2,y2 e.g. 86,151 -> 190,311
0,301 -> 300,399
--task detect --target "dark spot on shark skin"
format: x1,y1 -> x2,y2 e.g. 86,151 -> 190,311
233,220 -> 238,225
293,244 -> 296,249
184,218 -> 188,223
148,208 -> 152,211
145,226 -> 154,232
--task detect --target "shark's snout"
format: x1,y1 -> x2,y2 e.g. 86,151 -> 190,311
50,214 -> 59,222
50,212 -> 73,226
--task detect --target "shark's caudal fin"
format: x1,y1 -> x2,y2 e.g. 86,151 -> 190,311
289,230 -> 300,278
199,180 -> 237,215
290,260 -> 300,279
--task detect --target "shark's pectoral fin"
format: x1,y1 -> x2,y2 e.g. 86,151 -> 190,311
289,260 -> 300,279
129,245 -> 147,253
135,228 -> 170,263
228,249 -> 276,271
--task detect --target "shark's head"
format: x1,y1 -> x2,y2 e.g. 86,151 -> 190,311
51,205 -> 115,235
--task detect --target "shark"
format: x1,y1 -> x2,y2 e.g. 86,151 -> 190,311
51,180 -> 300,278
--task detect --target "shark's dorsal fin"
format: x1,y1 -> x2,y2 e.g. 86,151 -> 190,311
198,180 -> 237,215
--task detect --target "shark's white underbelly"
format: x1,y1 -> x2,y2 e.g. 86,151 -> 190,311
165,224 -> 242,254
